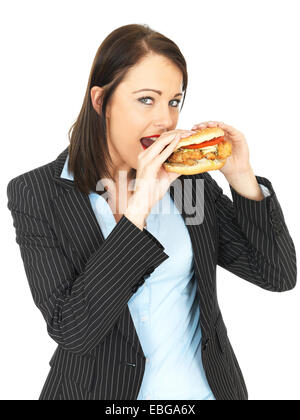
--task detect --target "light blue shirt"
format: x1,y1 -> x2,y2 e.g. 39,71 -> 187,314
60,153 -> 270,400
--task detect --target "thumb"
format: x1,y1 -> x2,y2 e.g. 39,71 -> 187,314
168,171 -> 182,183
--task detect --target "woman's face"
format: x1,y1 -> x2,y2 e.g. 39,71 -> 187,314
101,53 -> 184,179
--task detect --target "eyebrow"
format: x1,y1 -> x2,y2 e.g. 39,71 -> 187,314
132,88 -> 183,97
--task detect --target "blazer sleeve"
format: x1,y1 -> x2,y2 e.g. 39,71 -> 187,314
209,174 -> 297,292
7,176 -> 169,356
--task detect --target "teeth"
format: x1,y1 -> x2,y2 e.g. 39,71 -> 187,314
143,136 -> 157,141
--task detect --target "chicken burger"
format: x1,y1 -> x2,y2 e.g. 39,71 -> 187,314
162,126 -> 232,175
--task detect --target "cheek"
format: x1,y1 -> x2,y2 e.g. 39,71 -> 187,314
115,135 -> 143,167
108,103 -> 147,158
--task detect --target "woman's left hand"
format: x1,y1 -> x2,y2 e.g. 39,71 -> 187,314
191,120 -> 252,179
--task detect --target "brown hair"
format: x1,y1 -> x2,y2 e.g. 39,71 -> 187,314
67,23 -> 188,196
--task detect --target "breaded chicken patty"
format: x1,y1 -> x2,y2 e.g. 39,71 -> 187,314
167,140 -> 231,165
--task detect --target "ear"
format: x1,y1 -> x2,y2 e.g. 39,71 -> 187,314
90,86 -> 104,115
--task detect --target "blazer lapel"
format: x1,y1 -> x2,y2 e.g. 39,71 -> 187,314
50,147 -> 105,268
50,147 -> 144,356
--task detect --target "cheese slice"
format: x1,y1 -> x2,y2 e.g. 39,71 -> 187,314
177,144 -> 218,154
200,145 -> 218,154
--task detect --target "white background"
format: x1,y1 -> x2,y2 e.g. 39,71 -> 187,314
1,0 -> 299,400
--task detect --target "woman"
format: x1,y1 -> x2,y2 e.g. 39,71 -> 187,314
7,24 -> 296,400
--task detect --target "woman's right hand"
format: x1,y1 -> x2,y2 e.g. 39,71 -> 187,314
125,129 -> 197,226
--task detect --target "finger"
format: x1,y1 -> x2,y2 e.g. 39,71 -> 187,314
181,130 -> 198,138
141,133 -> 177,162
191,121 -> 221,130
168,171 -> 182,182
191,121 -> 237,135
143,130 -> 195,160
160,129 -> 197,139
217,122 -> 237,134
154,134 -> 182,166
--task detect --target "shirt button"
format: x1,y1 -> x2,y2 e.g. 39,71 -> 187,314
146,395 -> 151,400
141,315 -> 148,322
146,358 -> 150,363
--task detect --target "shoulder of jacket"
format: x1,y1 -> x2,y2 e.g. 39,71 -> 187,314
8,158 -> 55,188
7,160 -> 56,214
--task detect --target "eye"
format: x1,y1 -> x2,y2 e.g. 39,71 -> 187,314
138,96 -> 154,105
138,96 -> 181,108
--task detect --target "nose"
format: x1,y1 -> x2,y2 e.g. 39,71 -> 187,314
153,104 -> 175,131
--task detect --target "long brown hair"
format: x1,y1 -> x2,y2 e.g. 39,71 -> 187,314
67,24 -> 188,196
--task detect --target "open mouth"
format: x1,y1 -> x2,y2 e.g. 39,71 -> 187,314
140,135 -> 160,149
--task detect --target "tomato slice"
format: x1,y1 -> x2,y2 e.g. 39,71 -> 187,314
181,136 -> 225,149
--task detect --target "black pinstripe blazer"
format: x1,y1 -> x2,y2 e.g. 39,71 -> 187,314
7,146 -> 297,400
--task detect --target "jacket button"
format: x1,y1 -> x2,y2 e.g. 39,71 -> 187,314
125,361 -> 136,367
131,285 -> 138,293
